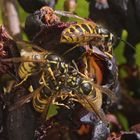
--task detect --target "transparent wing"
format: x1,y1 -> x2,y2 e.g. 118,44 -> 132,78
54,90 -> 108,125
9,85 -> 44,111
94,84 -> 117,102
63,31 -> 102,39
1,57 -> 46,63
54,10 -> 85,21
74,92 -> 108,125
15,40 -> 47,52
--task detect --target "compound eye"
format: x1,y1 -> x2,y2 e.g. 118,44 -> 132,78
99,27 -> 109,34
33,54 -> 41,60
81,81 -> 92,95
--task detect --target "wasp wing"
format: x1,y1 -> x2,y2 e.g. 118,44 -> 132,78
9,85 -> 44,111
95,84 -> 117,102
56,89 -> 108,124
61,32 -> 103,56
63,31 -> 102,40
15,40 -> 47,52
1,57 -> 47,63
74,91 -> 108,125
54,10 -> 85,21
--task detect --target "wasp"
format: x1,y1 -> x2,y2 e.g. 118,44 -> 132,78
60,20 -> 114,58
2,41 -> 116,125
59,19 -> 135,59
1,40 -> 69,87
40,6 -> 113,56
25,6 -> 134,58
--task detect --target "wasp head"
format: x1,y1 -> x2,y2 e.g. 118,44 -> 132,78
97,26 -> 116,54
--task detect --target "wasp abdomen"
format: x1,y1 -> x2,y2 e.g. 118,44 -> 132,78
60,21 -> 99,44
18,62 -> 37,79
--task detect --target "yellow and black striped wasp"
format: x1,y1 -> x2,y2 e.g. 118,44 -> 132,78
1,40 -> 117,125
59,20 -> 114,58
27,6 -> 135,60
37,6 -> 114,58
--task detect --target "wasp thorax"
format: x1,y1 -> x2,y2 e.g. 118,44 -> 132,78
59,62 -> 68,73
46,54 -> 61,62
45,54 -> 61,70
80,81 -> 93,95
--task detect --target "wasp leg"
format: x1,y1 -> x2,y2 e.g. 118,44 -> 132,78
15,74 -> 31,87
52,99 -> 70,109
60,95 -> 69,100
83,56 -> 90,77
62,44 -> 80,56
69,97 -> 79,103
57,91 -> 75,100
72,60 -> 79,71
39,72 -> 49,87
47,67 -> 55,80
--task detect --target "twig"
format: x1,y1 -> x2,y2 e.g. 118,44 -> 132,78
0,0 -> 22,39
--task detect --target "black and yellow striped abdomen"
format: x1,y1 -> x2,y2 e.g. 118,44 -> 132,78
18,48 -> 45,80
18,62 -> 37,79
32,89 -> 48,113
60,21 -> 98,44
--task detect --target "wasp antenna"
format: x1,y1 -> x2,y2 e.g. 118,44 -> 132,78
54,10 -> 85,20
117,37 -> 135,51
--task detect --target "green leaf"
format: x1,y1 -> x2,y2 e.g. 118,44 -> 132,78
114,30 -> 128,65
48,104 -> 58,118
117,112 -> 129,131
136,43 -> 140,67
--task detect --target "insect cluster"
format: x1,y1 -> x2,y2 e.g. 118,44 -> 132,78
0,6 -> 119,140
